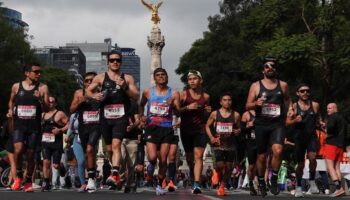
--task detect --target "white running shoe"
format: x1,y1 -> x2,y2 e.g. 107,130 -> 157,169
306,180 -> 319,194
86,178 -> 97,193
325,189 -> 330,195
156,185 -> 166,196
295,186 -> 304,198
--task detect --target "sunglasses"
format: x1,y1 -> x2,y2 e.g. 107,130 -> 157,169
298,89 -> 310,94
84,78 -> 93,83
31,70 -> 42,74
264,63 -> 276,69
155,72 -> 166,77
108,58 -> 122,63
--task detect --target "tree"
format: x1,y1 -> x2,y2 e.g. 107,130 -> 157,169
0,4 -> 38,122
176,0 -> 350,119
40,67 -> 80,113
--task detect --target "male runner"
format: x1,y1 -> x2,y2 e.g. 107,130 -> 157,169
7,63 -> 49,192
139,68 -> 181,195
180,70 -> 211,194
246,57 -> 291,196
86,50 -> 138,189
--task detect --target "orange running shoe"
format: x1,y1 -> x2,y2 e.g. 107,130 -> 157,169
11,177 -> 22,191
212,169 -> 219,185
167,180 -> 175,192
217,185 -> 226,196
162,179 -> 167,189
23,182 -> 34,192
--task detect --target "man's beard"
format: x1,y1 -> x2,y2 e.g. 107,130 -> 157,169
265,71 -> 276,79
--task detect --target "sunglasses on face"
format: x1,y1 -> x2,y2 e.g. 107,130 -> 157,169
264,63 -> 276,69
155,73 -> 166,77
84,78 -> 93,83
31,70 -> 42,74
298,89 -> 310,94
108,58 -> 122,63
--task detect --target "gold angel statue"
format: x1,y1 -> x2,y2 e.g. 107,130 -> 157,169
141,0 -> 163,24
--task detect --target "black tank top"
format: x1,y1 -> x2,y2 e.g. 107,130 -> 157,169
101,72 -> 130,121
42,111 -> 63,148
294,101 -> 317,137
255,80 -> 285,125
14,81 -> 42,132
245,112 -> 257,146
180,90 -> 208,132
78,96 -> 100,126
213,110 -> 237,151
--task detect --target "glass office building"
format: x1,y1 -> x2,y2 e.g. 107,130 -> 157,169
1,7 -> 28,29
67,39 -> 141,89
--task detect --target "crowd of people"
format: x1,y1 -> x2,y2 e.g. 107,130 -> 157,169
0,51 -> 349,198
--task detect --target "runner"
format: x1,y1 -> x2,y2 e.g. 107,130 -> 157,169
7,63 -> 49,192
179,70 -> 211,194
86,50 -> 138,189
41,96 -> 69,192
206,92 -> 241,196
245,57 -> 291,196
286,83 -> 321,197
70,72 -> 100,193
241,110 -> 258,196
139,68 -> 181,195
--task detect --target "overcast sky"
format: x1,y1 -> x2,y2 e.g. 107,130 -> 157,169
2,0 -> 221,90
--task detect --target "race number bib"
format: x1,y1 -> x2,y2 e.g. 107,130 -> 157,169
104,104 -> 125,119
42,133 -> 55,143
150,102 -> 170,116
262,104 -> 281,117
83,111 -> 100,124
17,105 -> 36,119
216,122 -> 233,134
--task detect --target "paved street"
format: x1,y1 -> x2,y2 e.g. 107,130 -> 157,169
0,187 -> 348,200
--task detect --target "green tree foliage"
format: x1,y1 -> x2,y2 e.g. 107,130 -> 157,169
40,67 -> 80,113
0,4 -> 79,120
176,0 -> 350,119
0,5 -> 38,122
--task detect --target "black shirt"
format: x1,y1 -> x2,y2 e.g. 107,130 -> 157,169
326,112 -> 348,149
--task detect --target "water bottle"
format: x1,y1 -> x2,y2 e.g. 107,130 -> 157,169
261,92 -> 267,101
277,160 -> 287,191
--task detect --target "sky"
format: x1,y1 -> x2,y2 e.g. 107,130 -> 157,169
2,0 -> 221,90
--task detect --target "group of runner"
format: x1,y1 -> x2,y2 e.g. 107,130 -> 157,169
4,51 -> 349,197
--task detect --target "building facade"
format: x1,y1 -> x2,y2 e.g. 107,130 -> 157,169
120,48 -> 141,89
67,39 -> 141,89
66,38 -> 112,74
35,47 -> 86,86
0,7 -> 28,29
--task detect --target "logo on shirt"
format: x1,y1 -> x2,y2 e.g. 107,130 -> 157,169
18,91 -> 25,97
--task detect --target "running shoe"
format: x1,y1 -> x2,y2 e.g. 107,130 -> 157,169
86,178 -> 97,193
167,180 -> 175,192
23,182 -> 34,192
294,186 -> 304,198
330,187 -> 345,197
156,185 -> 166,195
11,177 -> 22,191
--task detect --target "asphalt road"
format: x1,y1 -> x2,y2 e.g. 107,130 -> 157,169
0,187 -> 348,200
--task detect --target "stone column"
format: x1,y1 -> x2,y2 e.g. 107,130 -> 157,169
147,25 -> 165,84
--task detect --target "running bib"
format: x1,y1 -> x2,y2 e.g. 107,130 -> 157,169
17,105 -> 36,119
262,104 -> 281,117
42,133 -> 55,143
150,102 -> 170,116
216,122 -> 233,134
104,104 -> 125,119
83,111 -> 100,124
